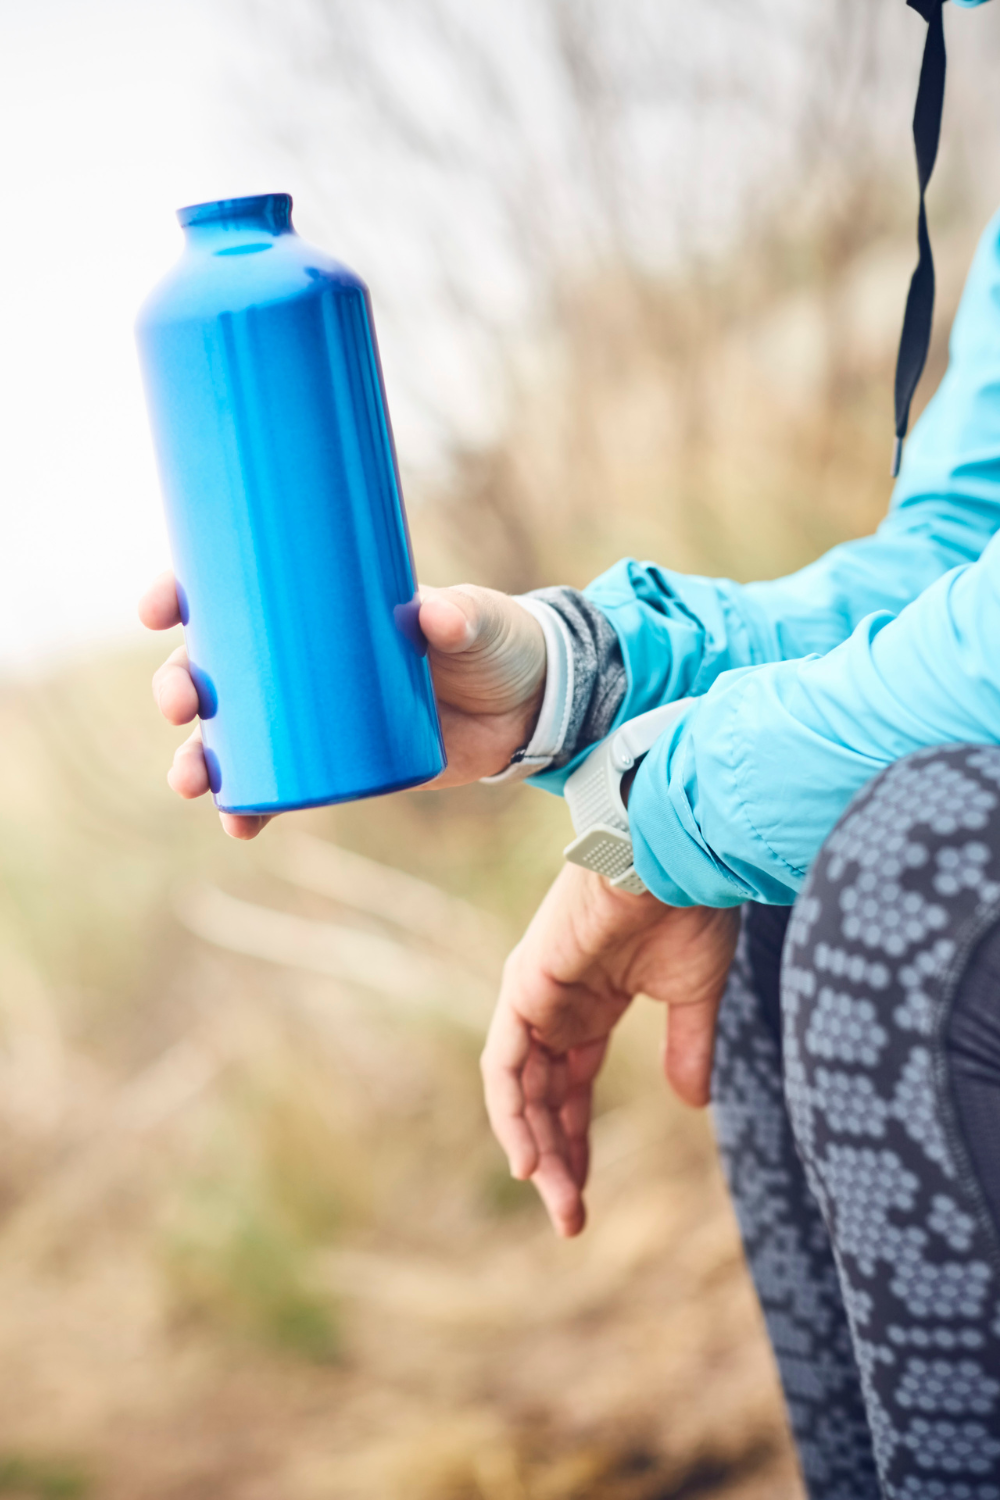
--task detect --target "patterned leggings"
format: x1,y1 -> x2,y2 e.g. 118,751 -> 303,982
713,745 -> 1000,1499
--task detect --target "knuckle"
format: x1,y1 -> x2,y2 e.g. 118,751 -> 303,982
500,945 -> 522,983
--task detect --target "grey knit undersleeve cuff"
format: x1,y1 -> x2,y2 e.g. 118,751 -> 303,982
525,586 -> 627,769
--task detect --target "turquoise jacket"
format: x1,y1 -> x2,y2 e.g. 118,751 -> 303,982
534,197 -> 1000,906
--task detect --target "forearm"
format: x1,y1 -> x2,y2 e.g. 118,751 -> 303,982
577,282 -> 1000,726
525,487 -> 997,793
628,534 -> 1000,908
523,209 -> 1000,791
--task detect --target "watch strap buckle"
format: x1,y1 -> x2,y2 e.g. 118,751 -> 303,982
563,824 -> 644,890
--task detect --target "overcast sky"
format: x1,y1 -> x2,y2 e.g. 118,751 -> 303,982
0,1 -> 242,669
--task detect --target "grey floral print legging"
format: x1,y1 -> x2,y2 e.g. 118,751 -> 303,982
713,745 -> 1000,1499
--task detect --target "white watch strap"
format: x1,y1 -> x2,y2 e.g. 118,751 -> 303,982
563,700 -> 692,893
480,597 -> 575,783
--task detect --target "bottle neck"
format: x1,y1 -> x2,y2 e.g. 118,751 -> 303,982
177,193 -> 295,252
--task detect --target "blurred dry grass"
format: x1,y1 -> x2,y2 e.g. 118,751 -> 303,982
0,107 -> 991,1498
0,642 -> 801,1500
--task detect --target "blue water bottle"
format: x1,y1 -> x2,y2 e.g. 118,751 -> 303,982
135,192 -> 445,814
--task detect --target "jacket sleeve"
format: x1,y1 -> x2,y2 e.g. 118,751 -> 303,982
628,530 -> 1000,907
578,206 -> 1000,733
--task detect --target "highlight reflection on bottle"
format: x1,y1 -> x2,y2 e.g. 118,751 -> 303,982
136,193 -> 445,813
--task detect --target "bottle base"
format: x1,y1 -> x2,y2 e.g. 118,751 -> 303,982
213,765 -> 443,816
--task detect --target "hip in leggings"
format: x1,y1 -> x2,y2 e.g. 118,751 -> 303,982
712,744 -> 1000,1500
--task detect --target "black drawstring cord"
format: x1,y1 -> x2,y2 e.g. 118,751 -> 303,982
892,0 -> 947,478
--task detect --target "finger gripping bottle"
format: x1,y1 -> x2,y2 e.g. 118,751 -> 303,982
136,192 -> 445,813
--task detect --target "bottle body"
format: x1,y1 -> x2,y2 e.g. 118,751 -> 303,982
136,194 -> 445,813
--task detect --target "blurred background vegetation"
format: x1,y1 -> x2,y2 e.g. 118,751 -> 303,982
3,2 -> 1000,1496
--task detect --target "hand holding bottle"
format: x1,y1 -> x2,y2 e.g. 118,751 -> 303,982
140,572 -> 547,837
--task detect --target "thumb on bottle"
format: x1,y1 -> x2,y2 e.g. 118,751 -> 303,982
418,586 -> 479,654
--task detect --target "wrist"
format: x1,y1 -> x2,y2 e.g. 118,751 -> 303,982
515,670 -> 546,749
592,867 -> 660,913
562,704 -> 689,895
598,873 -> 655,905
481,598 -> 571,784
568,865 -> 661,951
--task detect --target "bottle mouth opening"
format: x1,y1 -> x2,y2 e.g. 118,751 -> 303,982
177,193 -> 293,234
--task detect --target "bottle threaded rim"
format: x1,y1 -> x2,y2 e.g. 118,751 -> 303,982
177,193 -> 293,234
